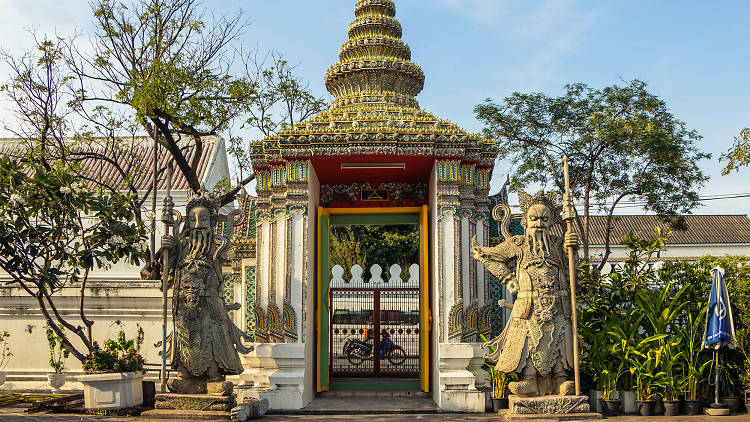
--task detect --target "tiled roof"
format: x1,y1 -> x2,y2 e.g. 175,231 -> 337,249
494,214 -> 750,245
581,214 -> 750,245
0,136 -> 220,191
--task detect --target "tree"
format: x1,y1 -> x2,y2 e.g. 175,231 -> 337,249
66,0 -> 325,206
0,155 -> 145,362
3,0 -> 325,275
475,80 -> 710,266
722,127 -> 750,174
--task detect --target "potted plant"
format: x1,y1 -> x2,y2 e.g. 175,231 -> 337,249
680,309 -> 711,415
79,331 -> 145,410
629,335 -> 668,417
46,326 -> 69,393
480,334 -> 515,412
599,365 -> 624,416
660,338 -> 685,416
0,330 -> 12,389
719,360 -> 744,414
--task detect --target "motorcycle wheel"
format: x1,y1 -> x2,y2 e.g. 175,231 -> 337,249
387,346 -> 406,365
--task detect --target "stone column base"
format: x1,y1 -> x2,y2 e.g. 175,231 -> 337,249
242,388 -> 305,411
440,389 -> 485,413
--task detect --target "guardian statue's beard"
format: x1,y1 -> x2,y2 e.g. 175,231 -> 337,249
526,227 -> 551,259
187,227 -> 213,259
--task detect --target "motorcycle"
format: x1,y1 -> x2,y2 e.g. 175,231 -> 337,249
343,331 -> 406,366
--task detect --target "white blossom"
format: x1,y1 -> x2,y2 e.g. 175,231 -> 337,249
60,186 -> 73,194
9,193 -> 24,208
108,235 -> 125,246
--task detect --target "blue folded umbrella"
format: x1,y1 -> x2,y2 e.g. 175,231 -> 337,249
703,266 -> 735,350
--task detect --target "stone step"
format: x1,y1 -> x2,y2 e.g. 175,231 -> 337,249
319,390 -> 430,398
274,396 -> 439,415
154,393 -> 236,411
141,409 -> 231,420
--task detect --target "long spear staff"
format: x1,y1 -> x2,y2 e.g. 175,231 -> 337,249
562,155 -> 581,396
160,159 -> 174,393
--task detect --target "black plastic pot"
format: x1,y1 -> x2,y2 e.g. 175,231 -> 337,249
601,399 -> 622,416
682,400 -> 704,415
492,398 -> 508,412
654,397 -> 665,415
663,400 -> 680,416
721,397 -> 743,414
636,400 -> 656,416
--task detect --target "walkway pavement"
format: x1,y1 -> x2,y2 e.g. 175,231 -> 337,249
3,406 -> 750,422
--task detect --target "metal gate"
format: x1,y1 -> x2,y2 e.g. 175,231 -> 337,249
330,287 -> 420,378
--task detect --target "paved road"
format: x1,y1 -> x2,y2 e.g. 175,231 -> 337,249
3,407 -> 750,422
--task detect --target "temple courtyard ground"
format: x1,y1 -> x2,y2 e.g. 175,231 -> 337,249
2,406 -> 750,422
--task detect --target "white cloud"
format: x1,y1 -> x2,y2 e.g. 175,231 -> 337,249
433,0 -> 602,89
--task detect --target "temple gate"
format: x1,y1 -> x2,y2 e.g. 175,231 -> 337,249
238,0 -> 498,412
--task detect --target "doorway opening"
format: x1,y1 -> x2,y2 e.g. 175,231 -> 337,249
317,207 -> 430,392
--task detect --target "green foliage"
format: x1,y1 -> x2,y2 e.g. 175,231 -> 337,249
330,227 -> 367,276
578,228 -> 725,401
0,156 -> 146,293
0,155 -> 146,362
46,326 -> 70,374
330,225 -> 419,276
0,331 -> 12,372
475,80 -> 709,259
721,127 -> 750,174
480,334 -> 517,399
83,331 -> 145,374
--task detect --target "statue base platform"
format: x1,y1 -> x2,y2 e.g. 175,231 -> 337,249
500,395 -> 599,420
141,393 -> 236,420
499,410 -> 602,421
141,409 -> 231,420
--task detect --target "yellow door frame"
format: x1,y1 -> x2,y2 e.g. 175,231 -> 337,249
316,206 -> 431,392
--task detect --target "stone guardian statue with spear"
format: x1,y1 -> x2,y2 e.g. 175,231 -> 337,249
472,165 -> 580,397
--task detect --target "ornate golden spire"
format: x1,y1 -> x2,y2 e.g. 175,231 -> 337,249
325,0 -> 425,110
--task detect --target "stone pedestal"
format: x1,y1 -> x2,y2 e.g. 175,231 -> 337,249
437,343 -> 485,412
141,393 -> 235,420
499,395 -> 601,421
239,343 -> 307,410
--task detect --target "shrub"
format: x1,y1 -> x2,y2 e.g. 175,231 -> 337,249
83,331 -> 144,374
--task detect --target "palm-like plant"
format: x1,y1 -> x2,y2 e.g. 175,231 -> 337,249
629,338 -> 668,401
659,338 -> 685,401
480,334 -> 516,399
679,306 -> 712,401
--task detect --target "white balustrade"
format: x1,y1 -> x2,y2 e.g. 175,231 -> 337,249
328,263 -> 420,288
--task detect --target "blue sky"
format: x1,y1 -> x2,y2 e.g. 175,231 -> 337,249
1,0 -> 748,214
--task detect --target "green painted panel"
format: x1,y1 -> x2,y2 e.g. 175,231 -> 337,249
330,380 -> 421,391
320,215 -> 330,389
330,213 -> 419,226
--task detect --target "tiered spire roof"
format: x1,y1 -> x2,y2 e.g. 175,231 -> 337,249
251,0 -> 497,168
325,0 -> 425,110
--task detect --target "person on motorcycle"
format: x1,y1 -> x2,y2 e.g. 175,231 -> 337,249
364,316 -> 375,343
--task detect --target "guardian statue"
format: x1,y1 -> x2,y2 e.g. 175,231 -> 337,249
161,194 -> 249,395
472,190 -> 578,397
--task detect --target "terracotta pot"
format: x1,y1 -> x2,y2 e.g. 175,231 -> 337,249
663,400 -> 680,416
720,397 -> 743,414
601,399 -> 621,416
47,373 -> 66,393
682,400 -> 704,415
636,400 -> 656,416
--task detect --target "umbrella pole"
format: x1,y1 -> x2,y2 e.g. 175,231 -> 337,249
715,349 -> 721,406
